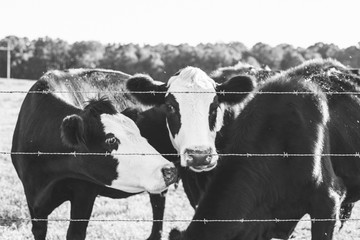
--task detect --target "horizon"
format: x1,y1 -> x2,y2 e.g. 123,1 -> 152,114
1,34 -> 358,50
1,0 -> 359,49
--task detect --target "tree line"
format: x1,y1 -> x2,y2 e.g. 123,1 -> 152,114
0,36 -> 359,81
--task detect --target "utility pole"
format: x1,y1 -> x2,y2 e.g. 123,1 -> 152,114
0,40 -> 11,79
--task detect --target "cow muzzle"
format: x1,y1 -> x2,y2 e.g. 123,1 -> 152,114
161,164 -> 178,186
183,147 -> 218,172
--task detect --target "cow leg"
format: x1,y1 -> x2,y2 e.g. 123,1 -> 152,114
147,193 -> 167,240
309,190 -> 341,240
27,194 -> 67,240
66,185 -> 98,240
28,207 -> 48,240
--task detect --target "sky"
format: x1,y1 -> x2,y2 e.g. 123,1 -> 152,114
0,0 -> 359,49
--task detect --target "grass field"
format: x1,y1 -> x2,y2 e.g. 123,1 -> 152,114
0,78 -> 359,239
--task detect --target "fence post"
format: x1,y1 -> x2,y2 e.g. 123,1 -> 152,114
0,40 -> 11,79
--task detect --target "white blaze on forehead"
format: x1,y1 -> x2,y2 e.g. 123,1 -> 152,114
167,66 -> 217,91
166,67 -> 220,165
100,113 -> 172,193
101,113 -> 142,143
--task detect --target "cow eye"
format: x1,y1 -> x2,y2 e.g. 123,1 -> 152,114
105,136 -> 120,149
166,104 -> 176,113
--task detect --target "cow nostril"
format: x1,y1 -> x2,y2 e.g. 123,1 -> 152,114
185,154 -> 193,163
161,166 -> 177,186
205,155 -> 212,163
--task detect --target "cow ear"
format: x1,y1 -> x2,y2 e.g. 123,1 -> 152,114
121,107 -> 142,123
126,74 -> 167,105
60,114 -> 87,150
216,75 -> 256,104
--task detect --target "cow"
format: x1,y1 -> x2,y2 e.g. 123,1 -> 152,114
23,69 -> 176,240
169,59 -> 360,240
126,67 -> 256,211
11,74 -> 178,240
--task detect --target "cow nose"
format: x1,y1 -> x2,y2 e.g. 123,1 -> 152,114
161,165 -> 178,186
184,148 -> 212,167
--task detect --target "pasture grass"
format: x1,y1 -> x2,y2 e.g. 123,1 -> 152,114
0,78 -> 359,239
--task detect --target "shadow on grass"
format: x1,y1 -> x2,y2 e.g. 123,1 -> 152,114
0,214 -> 27,228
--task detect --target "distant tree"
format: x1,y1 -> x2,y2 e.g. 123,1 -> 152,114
100,44 -> 165,79
2,35 -> 359,80
199,42 -> 244,73
0,36 -> 34,79
335,46 -> 360,68
106,43 -> 139,73
299,46 -> 322,60
252,42 -> 281,69
26,37 -> 70,79
307,42 -> 340,59
99,43 -> 122,70
135,45 -> 165,79
160,43 -> 198,79
280,51 -> 305,70
69,41 -> 104,68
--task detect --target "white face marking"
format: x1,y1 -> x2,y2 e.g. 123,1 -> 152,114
100,113 -> 175,193
166,67 -> 223,168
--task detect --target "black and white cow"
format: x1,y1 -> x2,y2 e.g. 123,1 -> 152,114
11,76 -> 177,240
168,59 -> 360,240
126,66 -> 255,172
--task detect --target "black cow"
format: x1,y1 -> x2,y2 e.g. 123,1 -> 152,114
11,74 -> 178,240
169,59 -> 360,240
210,62 -> 279,84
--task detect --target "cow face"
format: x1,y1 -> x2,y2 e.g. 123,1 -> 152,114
127,67 -> 255,172
61,99 -> 177,194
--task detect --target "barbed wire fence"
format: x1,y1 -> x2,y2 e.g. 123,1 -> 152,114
1,88 -> 360,227
1,217 -> 360,223
2,90 -> 360,95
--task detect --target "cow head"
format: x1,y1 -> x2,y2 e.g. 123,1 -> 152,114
60,98 -> 177,194
127,67 -> 255,172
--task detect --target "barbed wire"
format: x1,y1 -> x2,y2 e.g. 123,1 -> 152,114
3,151 -> 360,158
1,90 -> 360,95
1,217 -> 360,223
